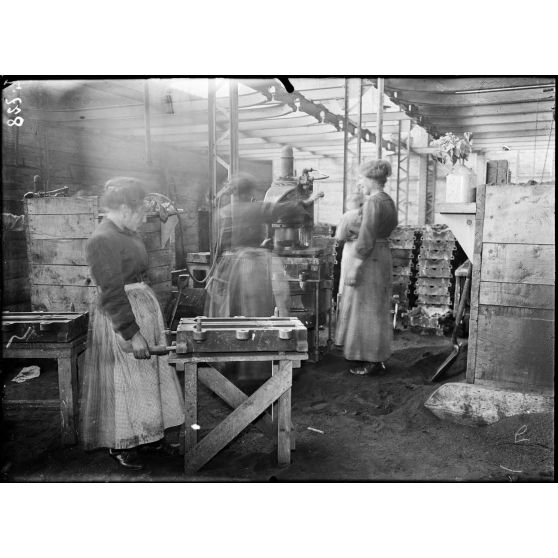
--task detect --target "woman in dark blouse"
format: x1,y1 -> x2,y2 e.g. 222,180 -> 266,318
80,177 -> 184,470
204,175 -> 322,384
205,175 -> 323,318
336,160 -> 398,375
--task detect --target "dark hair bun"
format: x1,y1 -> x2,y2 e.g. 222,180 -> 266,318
359,159 -> 392,183
101,177 -> 147,211
230,174 -> 258,196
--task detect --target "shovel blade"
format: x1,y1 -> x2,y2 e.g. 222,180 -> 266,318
431,343 -> 461,382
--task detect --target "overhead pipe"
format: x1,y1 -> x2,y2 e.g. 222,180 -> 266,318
208,79 -> 218,263
357,78 -> 363,164
144,80 -> 152,165
342,78 -> 350,213
229,79 -> 240,224
376,77 -> 384,159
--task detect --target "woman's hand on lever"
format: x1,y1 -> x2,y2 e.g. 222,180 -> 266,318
131,331 -> 151,359
302,191 -> 325,206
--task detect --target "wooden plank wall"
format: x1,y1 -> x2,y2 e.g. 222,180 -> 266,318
4,120 -> 272,259
2,230 -> 31,311
24,197 -> 176,312
466,183 -> 555,392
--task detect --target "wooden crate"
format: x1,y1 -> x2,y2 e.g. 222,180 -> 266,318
24,197 -> 175,312
2,230 -> 31,311
466,184 -> 555,392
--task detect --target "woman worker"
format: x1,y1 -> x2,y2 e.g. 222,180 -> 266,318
205,175 -> 323,384
336,160 -> 398,375
80,177 -> 184,470
205,174 -> 323,319
334,190 -> 364,347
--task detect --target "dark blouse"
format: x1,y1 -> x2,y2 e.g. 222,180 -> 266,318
86,218 -> 148,340
219,200 -> 308,249
355,191 -> 398,259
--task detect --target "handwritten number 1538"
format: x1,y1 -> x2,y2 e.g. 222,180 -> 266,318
5,97 -> 24,126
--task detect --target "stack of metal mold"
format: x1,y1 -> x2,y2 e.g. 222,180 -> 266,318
388,226 -> 421,326
408,224 -> 456,335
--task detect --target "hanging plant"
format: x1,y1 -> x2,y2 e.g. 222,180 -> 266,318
430,132 -> 473,166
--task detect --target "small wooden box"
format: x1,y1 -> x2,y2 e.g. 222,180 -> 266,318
1,311 -> 89,344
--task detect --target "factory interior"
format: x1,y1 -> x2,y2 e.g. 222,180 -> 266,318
1,77 -> 555,483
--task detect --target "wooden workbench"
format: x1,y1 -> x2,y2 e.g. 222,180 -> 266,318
3,334 -> 87,445
169,351 -> 305,474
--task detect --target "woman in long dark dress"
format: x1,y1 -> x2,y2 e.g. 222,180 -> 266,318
336,160 -> 398,375
205,175 -> 323,319
80,177 -> 184,470
205,175 -> 322,383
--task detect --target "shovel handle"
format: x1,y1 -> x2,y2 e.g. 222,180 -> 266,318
452,262 -> 473,345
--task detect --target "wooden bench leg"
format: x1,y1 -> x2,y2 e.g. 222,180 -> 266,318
273,362 -> 296,453
184,362 -> 292,473
277,361 -> 293,466
57,356 -> 78,446
183,362 -> 198,462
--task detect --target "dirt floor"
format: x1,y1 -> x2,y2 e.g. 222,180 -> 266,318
1,330 -> 554,482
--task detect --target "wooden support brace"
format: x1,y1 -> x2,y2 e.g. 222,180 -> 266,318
198,365 -> 275,439
184,361 -> 292,473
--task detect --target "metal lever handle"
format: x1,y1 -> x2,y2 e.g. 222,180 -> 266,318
117,336 -> 174,356
148,345 -> 174,355
5,326 -> 34,349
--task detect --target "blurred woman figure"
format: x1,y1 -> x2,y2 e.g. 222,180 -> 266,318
334,190 -> 364,347
205,175 -> 322,384
80,177 -> 184,470
205,174 -> 322,319
336,160 -> 398,375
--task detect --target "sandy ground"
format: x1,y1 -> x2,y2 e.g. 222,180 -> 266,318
1,330 -> 554,482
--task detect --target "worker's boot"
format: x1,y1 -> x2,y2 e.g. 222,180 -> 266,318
109,448 -> 144,470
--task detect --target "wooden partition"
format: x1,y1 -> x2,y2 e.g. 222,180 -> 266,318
24,197 -> 175,312
466,183 -> 555,392
2,229 -> 31,311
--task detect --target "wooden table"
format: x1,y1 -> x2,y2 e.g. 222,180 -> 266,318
169,351 -> 305,474
3,334 -> 87,445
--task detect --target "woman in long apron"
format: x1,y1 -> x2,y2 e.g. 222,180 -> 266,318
205,175 -> 323,383
80,177 -> 184,470
336,160 -> 398,375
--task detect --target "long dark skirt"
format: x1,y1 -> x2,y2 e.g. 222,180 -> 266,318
80,283 -> 184,450
335,239 -> 393,363
204,248 -> 290,382
205,248 -> 289,318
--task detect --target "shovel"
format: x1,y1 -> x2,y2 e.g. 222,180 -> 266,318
431,261 -> 472,382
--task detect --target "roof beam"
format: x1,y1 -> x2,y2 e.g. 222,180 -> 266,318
470,129 -> 555,140
240,79 -> 398,152
381,77 -> 555,93
473,134 -> 555,145
386,88 -> 555,107
429,120 -> 554,135
409,101 -> 555,119
425,112 -> 554,127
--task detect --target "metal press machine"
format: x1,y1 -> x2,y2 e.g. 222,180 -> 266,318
263,146 -> 336,361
